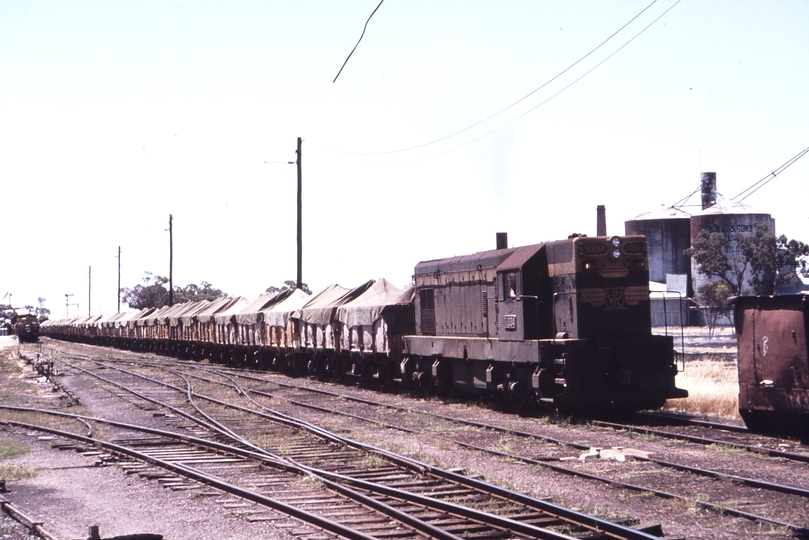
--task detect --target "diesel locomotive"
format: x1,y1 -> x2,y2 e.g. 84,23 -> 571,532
403,234 -> 687,410
41,234 -> 687,413
13,313 -> 39,343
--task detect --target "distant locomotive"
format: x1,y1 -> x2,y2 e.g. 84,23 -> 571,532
41,234 -> 687,413
731,294 -> 809,436
14,313 -> 40,343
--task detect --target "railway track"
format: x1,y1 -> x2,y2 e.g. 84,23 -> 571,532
592,417 -> 809,465
167,360 -> 809,537
9,348 -> 663,539
13,341 -> 809,538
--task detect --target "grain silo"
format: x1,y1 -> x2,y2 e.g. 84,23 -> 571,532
625,205 -> 692,295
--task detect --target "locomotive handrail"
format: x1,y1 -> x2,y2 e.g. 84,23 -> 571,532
650,289 -> 686,372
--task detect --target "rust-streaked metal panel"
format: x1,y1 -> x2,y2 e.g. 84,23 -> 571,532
733,295 -> 809,415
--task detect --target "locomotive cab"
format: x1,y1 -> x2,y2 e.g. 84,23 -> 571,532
495,244 -> 552,341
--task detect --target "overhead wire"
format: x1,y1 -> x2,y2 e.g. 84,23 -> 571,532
343,0 -> 684,167
671,145 -> 809,210
333,0 -> 385,83
731,145 -> 809,202
325,0 -> 676,158
671,185 -> 701,209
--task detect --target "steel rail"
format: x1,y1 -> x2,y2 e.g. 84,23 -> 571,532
0,416 -> 381,540
635,411 -> 750,433
117,356 -> 809,538
235,369 -> 809,476
32,343 -> 809,536
592,419 -> 809,464
72,354 -> 809,503
212,372 -> 809,536
56,364 -> 469,539
0,494 -> 61,540
117,358 -> 667,540
59,356 -> 658,539
191,369 -> 660,540
0,407 -> 575,540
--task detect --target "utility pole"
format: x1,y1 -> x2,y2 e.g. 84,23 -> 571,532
296,137 -> 302,290
169,214 -> 174,306
65,294 -> 73,318
117,246 -> 121,313
88,266 -> 92,316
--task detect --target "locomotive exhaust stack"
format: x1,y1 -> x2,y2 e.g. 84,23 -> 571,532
496,232 -> 508,250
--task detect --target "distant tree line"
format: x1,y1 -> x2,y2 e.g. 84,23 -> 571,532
121,272 -> 229,310
265,280 -> 311,295
121,273 -> 312,310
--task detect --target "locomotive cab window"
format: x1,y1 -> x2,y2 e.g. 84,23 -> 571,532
504,272 -> 517,299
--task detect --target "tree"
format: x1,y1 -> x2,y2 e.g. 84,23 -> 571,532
265,280 -> 312,295
121,272 -> 229,310
686,224 -> 808,297
121,273 -> 170,310
685,231 -> 747,295
35,297 -> 51,322
694,281 -> 732,336
174,281 -> 229,304
738,223 -> 809,295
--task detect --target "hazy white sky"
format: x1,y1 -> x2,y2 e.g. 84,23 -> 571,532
1,0 -> 807,317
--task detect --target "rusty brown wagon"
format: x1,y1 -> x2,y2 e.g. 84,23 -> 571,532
731,293 -> 809,436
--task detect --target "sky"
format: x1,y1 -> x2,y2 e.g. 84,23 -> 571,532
1,0 -> 807,318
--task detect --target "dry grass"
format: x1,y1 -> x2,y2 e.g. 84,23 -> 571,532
663,355 -> 741,422
0,439 -> 30,460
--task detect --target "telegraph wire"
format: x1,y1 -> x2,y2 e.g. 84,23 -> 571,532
325,0 -> 683,168
731,145 -> 809,202
671,186 -> 701,209
672,144 -> 809,210
325,0 -> 674,157
333,0 -> 385,83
